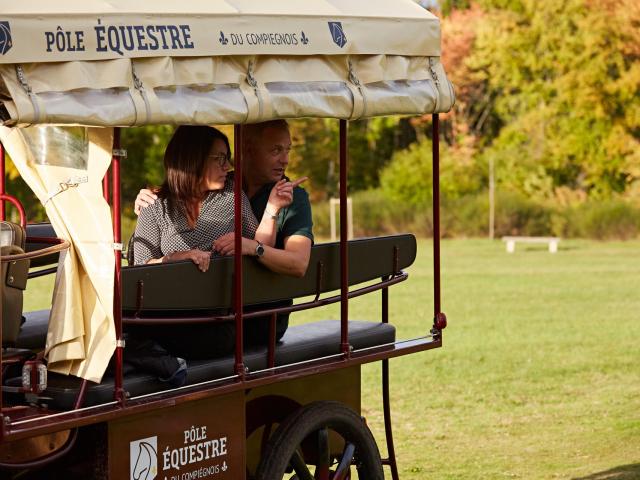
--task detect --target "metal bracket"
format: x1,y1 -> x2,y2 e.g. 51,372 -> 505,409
112,149 -> 127,158
116,339 -> 126,348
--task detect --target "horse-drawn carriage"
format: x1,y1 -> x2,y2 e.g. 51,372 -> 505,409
0,1 -> 454,478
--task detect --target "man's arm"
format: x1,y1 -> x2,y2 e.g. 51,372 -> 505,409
257,234 -> 312,278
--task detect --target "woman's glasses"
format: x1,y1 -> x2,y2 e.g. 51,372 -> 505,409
208,153 -> 233,168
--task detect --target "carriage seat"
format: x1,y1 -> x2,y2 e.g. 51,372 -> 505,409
1,221 -> 30,347
15,309 -> 50,349
8,319 -> 396,410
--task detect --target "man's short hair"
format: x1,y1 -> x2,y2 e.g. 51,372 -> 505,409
243,120 -> 289,149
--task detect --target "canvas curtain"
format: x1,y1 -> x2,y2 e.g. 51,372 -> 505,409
0,125 -> 115,383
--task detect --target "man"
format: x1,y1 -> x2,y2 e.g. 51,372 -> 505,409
134,120 -> 313,341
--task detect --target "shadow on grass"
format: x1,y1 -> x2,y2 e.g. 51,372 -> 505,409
573,463 -> 640,479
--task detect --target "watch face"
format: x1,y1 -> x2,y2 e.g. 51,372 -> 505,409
256,243 -> 265,257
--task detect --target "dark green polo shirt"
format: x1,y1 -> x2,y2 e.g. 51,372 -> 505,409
249,179 -> 314,249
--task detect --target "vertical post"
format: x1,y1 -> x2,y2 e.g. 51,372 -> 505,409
0,141 -> 6,221
233,124 -> 245,378
432,114 -> 442,318
432,114 -> 447,333
112,127 -> 125,404
339,120 -> 350,356
489,156 -> 495,239
381,279 -> 399,479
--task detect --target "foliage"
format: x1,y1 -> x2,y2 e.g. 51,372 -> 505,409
287,118 -> 401,201
464,0 -> 640,200
379,138 -> 482,206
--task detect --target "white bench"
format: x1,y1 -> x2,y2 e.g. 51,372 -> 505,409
502,236 -> 560,253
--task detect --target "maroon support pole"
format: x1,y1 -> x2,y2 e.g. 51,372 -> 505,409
0,141 -> 6,221
0,189 -> 3,440
432,114 -> 446,332
233,124 -> 245,377
339,120 -> 350,356
112,127 -> 125,404
432,114 -> 440,316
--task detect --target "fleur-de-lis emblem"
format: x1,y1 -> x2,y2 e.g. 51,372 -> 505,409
301,31 -> 309,45
219,31 -> 229,45
221,461 -> 228,472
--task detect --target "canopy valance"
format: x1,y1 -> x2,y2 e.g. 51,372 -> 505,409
0,0 -> 454,125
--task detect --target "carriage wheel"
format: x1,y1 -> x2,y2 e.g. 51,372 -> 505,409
255,401 -> 384,480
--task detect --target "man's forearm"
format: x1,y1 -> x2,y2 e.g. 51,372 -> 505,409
258,244 -> 310,278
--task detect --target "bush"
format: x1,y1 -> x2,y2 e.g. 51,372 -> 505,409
564,200 -> 640,240
312,190 -> 640,240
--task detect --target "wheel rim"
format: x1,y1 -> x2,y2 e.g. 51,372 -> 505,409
284,427 -> 356,480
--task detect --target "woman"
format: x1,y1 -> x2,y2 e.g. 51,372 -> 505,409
131,125 -> 292,360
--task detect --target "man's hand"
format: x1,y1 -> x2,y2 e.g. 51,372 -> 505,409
213,233 -> 257,256
134,189 -> 158,216
266,177 -> 308,214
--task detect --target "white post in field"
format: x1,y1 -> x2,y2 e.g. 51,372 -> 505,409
330,197 -> 353,242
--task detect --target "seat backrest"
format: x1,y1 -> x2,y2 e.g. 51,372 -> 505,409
122,234 -> 417,312
1,221 -> 30,347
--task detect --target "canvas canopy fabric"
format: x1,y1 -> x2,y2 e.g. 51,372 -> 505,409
0,0 -> 454,125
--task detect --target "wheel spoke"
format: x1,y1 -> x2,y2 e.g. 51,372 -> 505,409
314,428 -> 331,480
290,448 -> 314,480
332,442 -> 355,480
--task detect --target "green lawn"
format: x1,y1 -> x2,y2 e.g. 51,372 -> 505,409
290,239 -> 640,479
23,239 -> 640,479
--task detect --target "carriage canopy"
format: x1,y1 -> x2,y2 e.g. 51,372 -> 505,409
0,0 -> 454,126
0,0 -> 453,383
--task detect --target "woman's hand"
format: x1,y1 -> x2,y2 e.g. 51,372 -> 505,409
134,188 -> 158,216
265,177 -> 308,216
164,249 -> 212,272
213,233 -> 257,256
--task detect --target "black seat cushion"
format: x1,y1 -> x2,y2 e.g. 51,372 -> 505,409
7,320 -> 395,410
16,309 -> 50,350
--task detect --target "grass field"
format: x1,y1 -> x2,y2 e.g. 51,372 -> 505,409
22,239 -> 640,479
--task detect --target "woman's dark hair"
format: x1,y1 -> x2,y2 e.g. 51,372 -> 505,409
157,126 -> 230,221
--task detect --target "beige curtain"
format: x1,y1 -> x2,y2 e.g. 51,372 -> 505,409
0,126 -> 115,383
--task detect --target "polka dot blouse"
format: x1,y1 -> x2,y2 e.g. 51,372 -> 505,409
133,174 -> 258,265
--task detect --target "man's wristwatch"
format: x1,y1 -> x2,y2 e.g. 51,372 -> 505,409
255,241 -> 265,258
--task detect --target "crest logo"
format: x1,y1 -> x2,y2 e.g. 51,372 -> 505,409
219,31 -> 229,45
130,436 -> 158,480
0,21 -> 12,55
328,22 -> 347,48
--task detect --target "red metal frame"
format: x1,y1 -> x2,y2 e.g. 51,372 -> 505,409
0,194 -> 26,228
233,124 -> 245,377
3,336 -> 441,443
0,116 -> 446,479
0,142 -> 5,221
339,120 -> 350,357
432,114 -> 447,332
111,128 -> 125,405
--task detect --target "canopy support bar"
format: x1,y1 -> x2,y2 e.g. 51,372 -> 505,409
432,114 -> 446,333
112,127 -> 125,405
233,124 -> 245,378
339,120 -> 350,357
